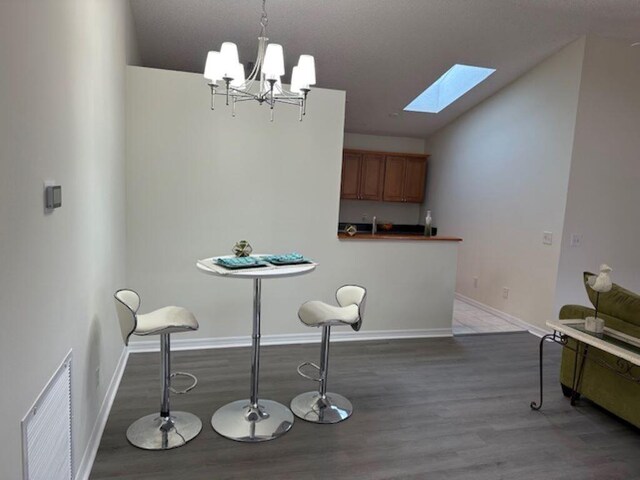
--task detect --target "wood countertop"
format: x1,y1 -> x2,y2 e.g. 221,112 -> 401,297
338,232 -> 462,242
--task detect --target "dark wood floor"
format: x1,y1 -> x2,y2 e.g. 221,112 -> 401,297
91,333 -> 640,480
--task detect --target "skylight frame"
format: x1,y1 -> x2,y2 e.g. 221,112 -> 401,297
404,64 -> 496,114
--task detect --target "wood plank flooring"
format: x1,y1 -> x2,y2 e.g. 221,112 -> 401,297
90,333 -> 640,480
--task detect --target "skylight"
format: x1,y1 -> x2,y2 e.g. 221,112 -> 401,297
404,64 -> 496,114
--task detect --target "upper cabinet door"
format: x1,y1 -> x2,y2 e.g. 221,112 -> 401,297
341,152 -> 362,199
403,157 -> 428,203
382,156 -> 406,202
359,154 -> 385,200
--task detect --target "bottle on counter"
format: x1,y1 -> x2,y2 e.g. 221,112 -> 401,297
424,210 -> 432,237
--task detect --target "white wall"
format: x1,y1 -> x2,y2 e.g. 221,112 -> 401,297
0,1 -> 134,478
126,67 -> 459,341
555,37 -> 640,310
424,38 -> 586,329
344,132 -> 426,153
339,133 -> 427,224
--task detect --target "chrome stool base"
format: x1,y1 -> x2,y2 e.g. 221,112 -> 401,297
211,399 -> 294,442
290,391 -> 353,424
126,411 -> 202,450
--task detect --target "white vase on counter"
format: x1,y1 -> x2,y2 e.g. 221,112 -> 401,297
424,211 -> 432,237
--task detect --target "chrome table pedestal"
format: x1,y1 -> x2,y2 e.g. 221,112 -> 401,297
211,278 -> 294,442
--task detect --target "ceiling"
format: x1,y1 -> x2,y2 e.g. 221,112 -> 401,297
129,0 -> 640,138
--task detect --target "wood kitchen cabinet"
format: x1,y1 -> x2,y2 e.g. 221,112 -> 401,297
381,155 -> 427,203
341,149 -> 428,203
340,151 -> 385,200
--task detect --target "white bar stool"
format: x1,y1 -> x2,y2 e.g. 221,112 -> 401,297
114,289 -> 202,450
290,285 -> 366,424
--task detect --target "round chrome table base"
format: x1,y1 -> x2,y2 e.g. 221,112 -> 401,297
290,391 -> 353,424
126,412 -> 202,450
211,399 -> 294,442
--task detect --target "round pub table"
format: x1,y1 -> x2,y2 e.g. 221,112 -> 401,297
196,255 -> 316,442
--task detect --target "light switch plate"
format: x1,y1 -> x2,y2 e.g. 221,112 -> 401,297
543,231 -> 553,245
570,234 -> 583,247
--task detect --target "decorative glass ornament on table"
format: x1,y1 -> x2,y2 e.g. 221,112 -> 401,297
232,240 -> 253,258
203,0 -> 316,122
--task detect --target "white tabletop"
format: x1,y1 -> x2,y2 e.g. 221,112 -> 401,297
547,319 -> 640,366
196,254 -> 317,279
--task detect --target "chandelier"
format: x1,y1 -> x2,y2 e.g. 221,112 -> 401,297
203,0 -> 316,121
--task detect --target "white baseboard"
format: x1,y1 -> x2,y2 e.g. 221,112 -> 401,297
74,346 -> 129,480
127,328 -> 453,353
455,293 -> 551,338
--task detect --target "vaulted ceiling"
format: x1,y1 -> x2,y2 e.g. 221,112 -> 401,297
130,0 -> 640,138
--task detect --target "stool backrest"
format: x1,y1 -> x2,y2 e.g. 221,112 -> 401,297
114,289 -> 140,346
336,285 -> 366,331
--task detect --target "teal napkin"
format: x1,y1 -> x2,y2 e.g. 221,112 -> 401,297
263,253 -> 305,263
216,256 -> 262,267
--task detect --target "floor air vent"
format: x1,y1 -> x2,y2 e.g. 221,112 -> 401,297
21,351 -> 73,480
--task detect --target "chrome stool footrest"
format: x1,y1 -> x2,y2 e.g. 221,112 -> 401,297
297,361 -> 321,382
169,371 -> 198,394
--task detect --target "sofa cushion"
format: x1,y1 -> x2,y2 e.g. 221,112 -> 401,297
583,272 -> 640,327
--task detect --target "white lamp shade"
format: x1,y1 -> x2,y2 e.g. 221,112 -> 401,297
230,63 -> 246,89
290,66 -> 305,94
263,43 -> 285,78
204,51 -> 223,82
297,55 -> 316,86
220,42 -> 240,77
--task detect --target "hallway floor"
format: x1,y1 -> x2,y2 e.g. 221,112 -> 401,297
453,299 -> 527,335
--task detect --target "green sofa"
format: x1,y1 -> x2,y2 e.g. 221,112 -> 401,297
559,272 -> 640,428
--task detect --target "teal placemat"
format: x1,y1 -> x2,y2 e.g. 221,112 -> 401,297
215,256 -> 267,269
262,253 -> 312,265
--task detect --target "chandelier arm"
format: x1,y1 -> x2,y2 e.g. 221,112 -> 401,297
233,96 -> 264,103
272,98 -> 304,106
276,89 -> 302,99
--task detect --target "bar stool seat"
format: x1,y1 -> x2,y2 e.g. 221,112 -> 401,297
114,289 -> 202,450
298,302 -> 359,327
291,285 -> 366,424
135,306 -> 198,336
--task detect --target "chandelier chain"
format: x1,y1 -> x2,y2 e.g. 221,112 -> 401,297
260,0 -> 268,37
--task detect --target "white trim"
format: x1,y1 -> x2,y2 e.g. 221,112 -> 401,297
74,346 -> 129,480
127,328 -> 453,353
455,293 -> 551,338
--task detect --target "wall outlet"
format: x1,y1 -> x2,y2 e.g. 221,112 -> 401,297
502,287 -> 510,299
543,231 -> 553,245
473,276 -> 479,288
570,234 -> 583,247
